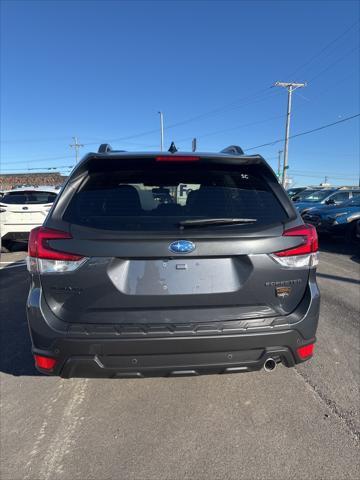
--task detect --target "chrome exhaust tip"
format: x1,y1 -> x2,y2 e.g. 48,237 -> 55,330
264,358 -> 277,372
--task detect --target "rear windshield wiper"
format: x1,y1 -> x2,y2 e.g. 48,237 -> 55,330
178,218 -> 257,228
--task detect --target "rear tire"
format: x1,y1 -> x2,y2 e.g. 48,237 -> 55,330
1,240 -> 13,253
345,222 -> 357,244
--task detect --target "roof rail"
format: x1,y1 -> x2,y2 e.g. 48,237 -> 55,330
220,145 -> 244,155
98,144 -> 113,153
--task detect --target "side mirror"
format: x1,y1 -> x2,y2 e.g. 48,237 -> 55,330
325,198 -> 335,205
292,196 -> 299,202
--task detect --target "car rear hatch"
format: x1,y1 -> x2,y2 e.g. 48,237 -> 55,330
1,191 -> 55,225
38,153 -> 310,325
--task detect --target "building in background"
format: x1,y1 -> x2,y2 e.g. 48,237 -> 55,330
0,172 -> 67,191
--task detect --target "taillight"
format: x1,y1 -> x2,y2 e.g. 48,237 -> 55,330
34,354 -> 57,371
27,226 -> 87,273
271,224 -> 319,268
276,225 -> 318,256
297,343 -> 315,360
155,156 -> 200,162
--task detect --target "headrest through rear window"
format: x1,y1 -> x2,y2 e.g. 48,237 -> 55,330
102,185 -> 141,215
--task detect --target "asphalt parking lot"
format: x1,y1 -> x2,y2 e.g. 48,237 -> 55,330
0,239 -> 359,480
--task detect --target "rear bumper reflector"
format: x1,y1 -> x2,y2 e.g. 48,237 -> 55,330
297,343 -> 315,360
34,354 -> 57,371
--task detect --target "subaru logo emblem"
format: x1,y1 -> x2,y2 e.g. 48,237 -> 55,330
169,240 -> 195,254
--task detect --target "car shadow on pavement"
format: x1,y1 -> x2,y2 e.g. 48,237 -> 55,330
316,272 -> 360,285
319,237 -> 360,263
0,264 -> 40,376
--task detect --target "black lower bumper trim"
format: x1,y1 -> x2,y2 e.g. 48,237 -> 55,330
35,342 -> 301,378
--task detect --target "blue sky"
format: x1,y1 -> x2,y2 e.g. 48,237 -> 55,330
1,0 -> 359,186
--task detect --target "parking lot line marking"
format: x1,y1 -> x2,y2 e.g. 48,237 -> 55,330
0,261 -> 26,264
0,263 -> 26,270
39,380 -> 89,480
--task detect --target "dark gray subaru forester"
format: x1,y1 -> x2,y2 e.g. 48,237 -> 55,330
26,144 -> 320,377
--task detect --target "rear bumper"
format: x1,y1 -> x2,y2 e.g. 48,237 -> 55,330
43,335 -> 311,378
1,228 -> 32,241
27,274 -> 320,378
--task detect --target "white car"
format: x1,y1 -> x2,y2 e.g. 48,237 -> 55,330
0,186 -> 58,251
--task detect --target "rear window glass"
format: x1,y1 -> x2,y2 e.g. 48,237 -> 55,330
302,190 -> 336,202
287,188 -> 304,196
64,164 -> 288,231
346,197 -> 360,207
1,191 -> 57,204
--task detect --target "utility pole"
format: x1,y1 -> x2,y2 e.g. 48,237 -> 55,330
277,150 -> 283,182
158,112 -> 164,152
70,136 -> 84,164
274,82 -> 306,188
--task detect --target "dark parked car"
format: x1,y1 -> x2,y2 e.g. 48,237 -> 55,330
291,188 -> 327,202
294,188 -> 360,214
303,197 -> 360,241
27,145 -> 320,378
287,187 -> 309,199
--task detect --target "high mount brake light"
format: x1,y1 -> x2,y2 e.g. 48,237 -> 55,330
271,224 -> 319,268
27,227 -> 86,274
155,156 -> 200,162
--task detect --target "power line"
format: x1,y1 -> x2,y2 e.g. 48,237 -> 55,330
174,114 -> 286,143
172,68 -> 358,145
4,63 -> 355,153
289,172 -> 357,180
0,88 -> 278,147
244,113 -> 360,151
307,45 -> 360,83
1,155 -> 73,166
287,19 -> 359,79
163,89 -> 278,129
0,165 -> 74,172
1,114 -> 358,172
81,88 -> 279,146
293,70 -> 359,108
0,136 -> 72,145
1,22 -> 358,161
290,150 -> 358,157
291,169 -> 359,177
2,18 -> 358,151
2,113 -> 358,171
1,58 -> 356,150
4,117 -> 277,167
